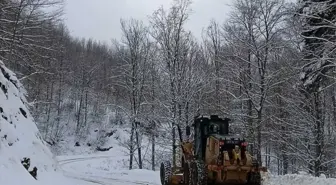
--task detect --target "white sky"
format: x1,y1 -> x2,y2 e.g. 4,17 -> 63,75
62,0 -> 233,43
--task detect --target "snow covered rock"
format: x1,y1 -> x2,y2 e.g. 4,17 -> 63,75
0,61 -> 60,184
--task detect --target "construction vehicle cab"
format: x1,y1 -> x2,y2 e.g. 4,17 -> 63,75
189,115 -> 231,161
160,115 -> 266,185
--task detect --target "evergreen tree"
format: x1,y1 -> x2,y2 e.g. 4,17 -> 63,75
299,0 -> 336,92
298,0 -> 336,176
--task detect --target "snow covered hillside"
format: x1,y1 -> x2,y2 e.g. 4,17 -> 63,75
1,59 -> 335,185
0,61 -> 90,185
54,125 -> 171,171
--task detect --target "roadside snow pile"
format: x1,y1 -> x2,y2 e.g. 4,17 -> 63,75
54,126 -> 129,155
57,154 -> 161,185
266,174 -> 336,185
0,61 -> 77,185
56,125 -> 171,170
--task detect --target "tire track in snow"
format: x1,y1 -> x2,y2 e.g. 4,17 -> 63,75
58,155 -> 158,185
58,155 -> 123,165
65,174 -> 106,185
64,170 -> 158,185
80,174 -> 158,185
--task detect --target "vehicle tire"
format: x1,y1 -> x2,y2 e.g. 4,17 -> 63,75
196,160 -> 208,185
247,172 -> 261,185
184,161 -> 192,185
190,160 -> 207,185
160,161 -> 172,185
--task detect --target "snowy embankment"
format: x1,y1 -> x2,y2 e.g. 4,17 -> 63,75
264,173 -> 336,185
0,61 -> 94,185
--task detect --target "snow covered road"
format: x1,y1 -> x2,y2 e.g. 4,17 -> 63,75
56,154 -> 336,185
57,154 -> 161,185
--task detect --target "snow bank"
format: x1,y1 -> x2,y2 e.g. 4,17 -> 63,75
265,174 -> 336,185
56,124 -> 171,170
0,61 -> 76,185
57,153 -> 161,185
53,125 -> 129,155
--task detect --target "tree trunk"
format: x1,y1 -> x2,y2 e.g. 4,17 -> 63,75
151,123 -> 155,171
76,91 -> 83,135
135,122 -> 142,169
172,123 -> 176,168
56,64 -> 63,139
283,152 -> 288,174
171,80 -> 177,168
129,122 -> 135,170
84,90 -> 88,130
314,92 -> 323,176
215,53 -> 220,114
333,88 -> 336,125
46,81 -> 54,131
267,146 -> 271,168
247,49 -> 254,156
256,110 -> 262,166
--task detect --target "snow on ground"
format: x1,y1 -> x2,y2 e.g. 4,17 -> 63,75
53,126 -> 129,155
57,153 -> 161,185
0,61 -> 97,185
52,122 -> 336,185
53,123 -> 172,171
55,139 -> 336,185
264,173 -> 336,185
55,129 -> 162,185
1,60 -> 335,185
57,151 -> 336,185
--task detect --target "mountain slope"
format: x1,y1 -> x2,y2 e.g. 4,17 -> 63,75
0,61 -> 64,184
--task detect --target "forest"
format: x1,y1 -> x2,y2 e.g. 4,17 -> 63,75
1,0 -> 336,178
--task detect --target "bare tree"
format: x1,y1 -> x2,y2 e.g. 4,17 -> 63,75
115,18 -> 152,169
202,20 -> 224,115
149,0 -> 193,168
222,0 -> 288,165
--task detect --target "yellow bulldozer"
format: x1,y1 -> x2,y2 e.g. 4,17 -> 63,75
160,115 -> 267,185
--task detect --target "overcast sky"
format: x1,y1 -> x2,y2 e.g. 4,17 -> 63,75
63,0 -> 233,43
